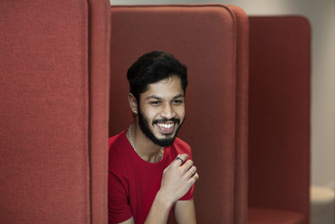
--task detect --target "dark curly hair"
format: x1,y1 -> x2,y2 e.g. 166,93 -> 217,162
127,51 -> 188,101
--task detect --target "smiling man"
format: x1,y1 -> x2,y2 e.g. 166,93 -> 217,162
108,51 -> 199,224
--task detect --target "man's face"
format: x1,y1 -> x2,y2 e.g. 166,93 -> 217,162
137,76 -> 185,147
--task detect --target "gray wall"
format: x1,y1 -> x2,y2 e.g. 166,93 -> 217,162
110,0 -> 335,189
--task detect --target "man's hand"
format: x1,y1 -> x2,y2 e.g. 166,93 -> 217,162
143,154 -> 199,224
159,154 -> 199,204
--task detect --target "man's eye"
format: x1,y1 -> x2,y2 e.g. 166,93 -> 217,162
150,101 -> 161,106
172,100 -> 183,105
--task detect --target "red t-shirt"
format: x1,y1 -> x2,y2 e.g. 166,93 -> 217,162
108,130 -> 194,224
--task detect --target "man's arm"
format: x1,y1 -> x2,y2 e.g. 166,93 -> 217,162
144,154 -> 199,224
174,200 -> 197,224
116,200 -> 196,224
117,217 -> 134,224
114,154 -> 199,224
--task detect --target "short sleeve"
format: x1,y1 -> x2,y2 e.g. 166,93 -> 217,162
108,171 -> 132,224
172,138 -> 195,201
179,184 -> 194,201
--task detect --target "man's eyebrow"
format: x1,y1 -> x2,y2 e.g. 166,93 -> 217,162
173,94 -> 185,99
145,95 -> 161,100
145,94 -> 184,100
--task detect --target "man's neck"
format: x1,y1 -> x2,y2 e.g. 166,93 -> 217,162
127,123 -> 163,163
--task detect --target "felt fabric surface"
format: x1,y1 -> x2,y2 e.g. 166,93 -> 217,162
248,16 -> 311,223
0,0 -> 110,223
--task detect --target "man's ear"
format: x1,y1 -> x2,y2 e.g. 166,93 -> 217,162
128,93 -> 138,114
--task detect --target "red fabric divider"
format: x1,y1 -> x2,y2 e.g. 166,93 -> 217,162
248,16 -> 311,224
110,4 -> 248,223
0,0 -> 110,223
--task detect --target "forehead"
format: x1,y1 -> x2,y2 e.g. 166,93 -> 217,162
143,76 -> 184,97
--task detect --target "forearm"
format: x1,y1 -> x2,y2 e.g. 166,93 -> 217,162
144,190 -> 174,224
174,200 -> 197,224
144,154 -> 199,224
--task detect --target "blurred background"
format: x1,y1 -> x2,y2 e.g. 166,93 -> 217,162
110,0 -> 335,191
109,1 -> 334,222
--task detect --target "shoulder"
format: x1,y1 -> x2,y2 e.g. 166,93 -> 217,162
109,131 -> 127,150
172,137 -> 192,155
109,131 -> 124,147
108,131 -> 130,171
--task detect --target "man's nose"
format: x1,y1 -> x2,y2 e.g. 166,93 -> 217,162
161,104 -> 175,119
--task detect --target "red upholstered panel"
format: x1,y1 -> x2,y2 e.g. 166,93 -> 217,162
0,0 -> 110,223
249,208 -> 304,224
227,6 -> 249,224
88,0 -> 111,222
248,17 -> 311,223
110,5 -> 248,223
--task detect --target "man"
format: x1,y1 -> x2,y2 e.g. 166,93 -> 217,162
108,51 -> 199,224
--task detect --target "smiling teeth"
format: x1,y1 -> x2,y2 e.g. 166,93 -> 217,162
158,123 -> 174,129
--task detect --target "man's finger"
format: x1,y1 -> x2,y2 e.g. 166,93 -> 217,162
192,173 -> 199,183
175,154 -> 189,165
187,166 -> 197,178
181,159 -> 193,172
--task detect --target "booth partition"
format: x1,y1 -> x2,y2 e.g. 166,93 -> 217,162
0,2 -> 310,223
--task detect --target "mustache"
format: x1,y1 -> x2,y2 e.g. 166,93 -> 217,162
153,118 -> 180,125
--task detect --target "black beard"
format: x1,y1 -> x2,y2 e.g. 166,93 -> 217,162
137,108 -> 183,147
